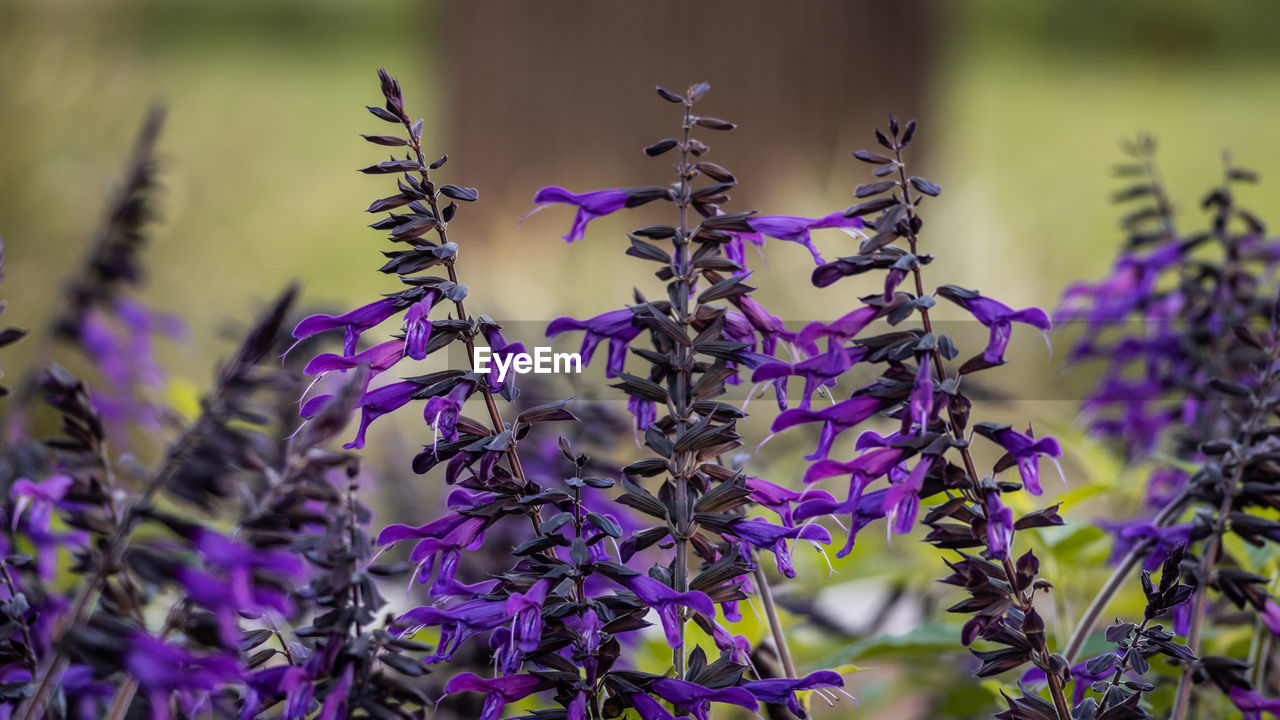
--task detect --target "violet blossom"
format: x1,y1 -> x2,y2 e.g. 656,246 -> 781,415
531,185 -> 669,243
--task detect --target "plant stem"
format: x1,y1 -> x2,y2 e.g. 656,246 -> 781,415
894,143 -> 1072,720
752,559 -> 797,679
669,101 -> 695,679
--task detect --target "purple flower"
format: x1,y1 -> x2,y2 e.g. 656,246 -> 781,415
650,677 -> 757,720
243,665 -> 312,719
547,308 -> 643,378
630,692 -> 677,720
628,395 -> 657,431
403,297 -> 433,360
1230,686 -> 1280,720
752,346 -> 852,410
304,338 -> 405,379
794,488 -> 891,557
1262,600 -> 1280,639
378,512 -> 488,597
343,379 -> 418,449
423,378 -> 476,442
730,295 -> 794,355
397,598 -> 507,661
480,325 -> 527,392
124,633 -> 239,720
1096,519 -> 1193,571
936,285 -> 1051,364
11,474 -> 83,579
987,426 -> 1063,495
726,518 -> 831,578
908,359 -> 934,431
744,476 -> 807,526
622,574 -> 714,649
532,185 -> 668,243
733,212 -> 866,264
742,670 -> 848,719
292,297 -> 400,356
794,307 -> 879,355
507,579 -> 551,651
985,490 -> 1014,558
442,673 -> 547,720
772,394 -> 886,460
883,455 -> 933,534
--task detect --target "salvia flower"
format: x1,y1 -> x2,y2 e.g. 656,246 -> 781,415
741,670 -> 849,719
935,284 -> 1052,365
531,185 -> 669,243
546,308 -> 643,378
291,297 -> 400,356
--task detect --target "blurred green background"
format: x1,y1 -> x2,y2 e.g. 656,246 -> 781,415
3,0 -> 1280,717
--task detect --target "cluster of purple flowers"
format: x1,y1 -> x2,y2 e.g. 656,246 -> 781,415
2,69 -> 1280,720
1057,137 -> 1280,719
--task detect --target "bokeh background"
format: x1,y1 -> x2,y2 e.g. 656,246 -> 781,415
3,0 -> 1280,717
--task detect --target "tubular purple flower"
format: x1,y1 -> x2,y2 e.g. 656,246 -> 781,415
794,488 -> 890,557
627,395 -> 657,431
744,476 -> 807,526
650,677 -> 758,720
794,307 -> 879,355
345,380 -> 418,449
531,185 -> 669,243
442,672 -> 547,720
1097,519 -> 1193,571
622,574 -> 715,649
772,394 -> 886,460
506,578 -> 551,654
1229,686 -> 1280,720
480,325 -> 527,392
402,298 -> 433,360
630,692 -> 677,720
726,518 -> 830,578
884,455 -> 933,535
985,490 -> 1014,558
909,359 -> 933,431
547,308 -> 643,378
397,599 -> 508,661
730,295 -> 794,355
752,346 -> 852,410
124,633 -> 240,720
423,378 -> 476,442
734,212 -> 866,264
988,426 -> 1063,495
292,297 -> 400,356
936,286 -> 1051,364
1262,600 -> 1280,639
304,338 -> 405,380
742,670 -> 848,719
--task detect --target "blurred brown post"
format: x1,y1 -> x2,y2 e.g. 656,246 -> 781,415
441,1 -> 935,224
